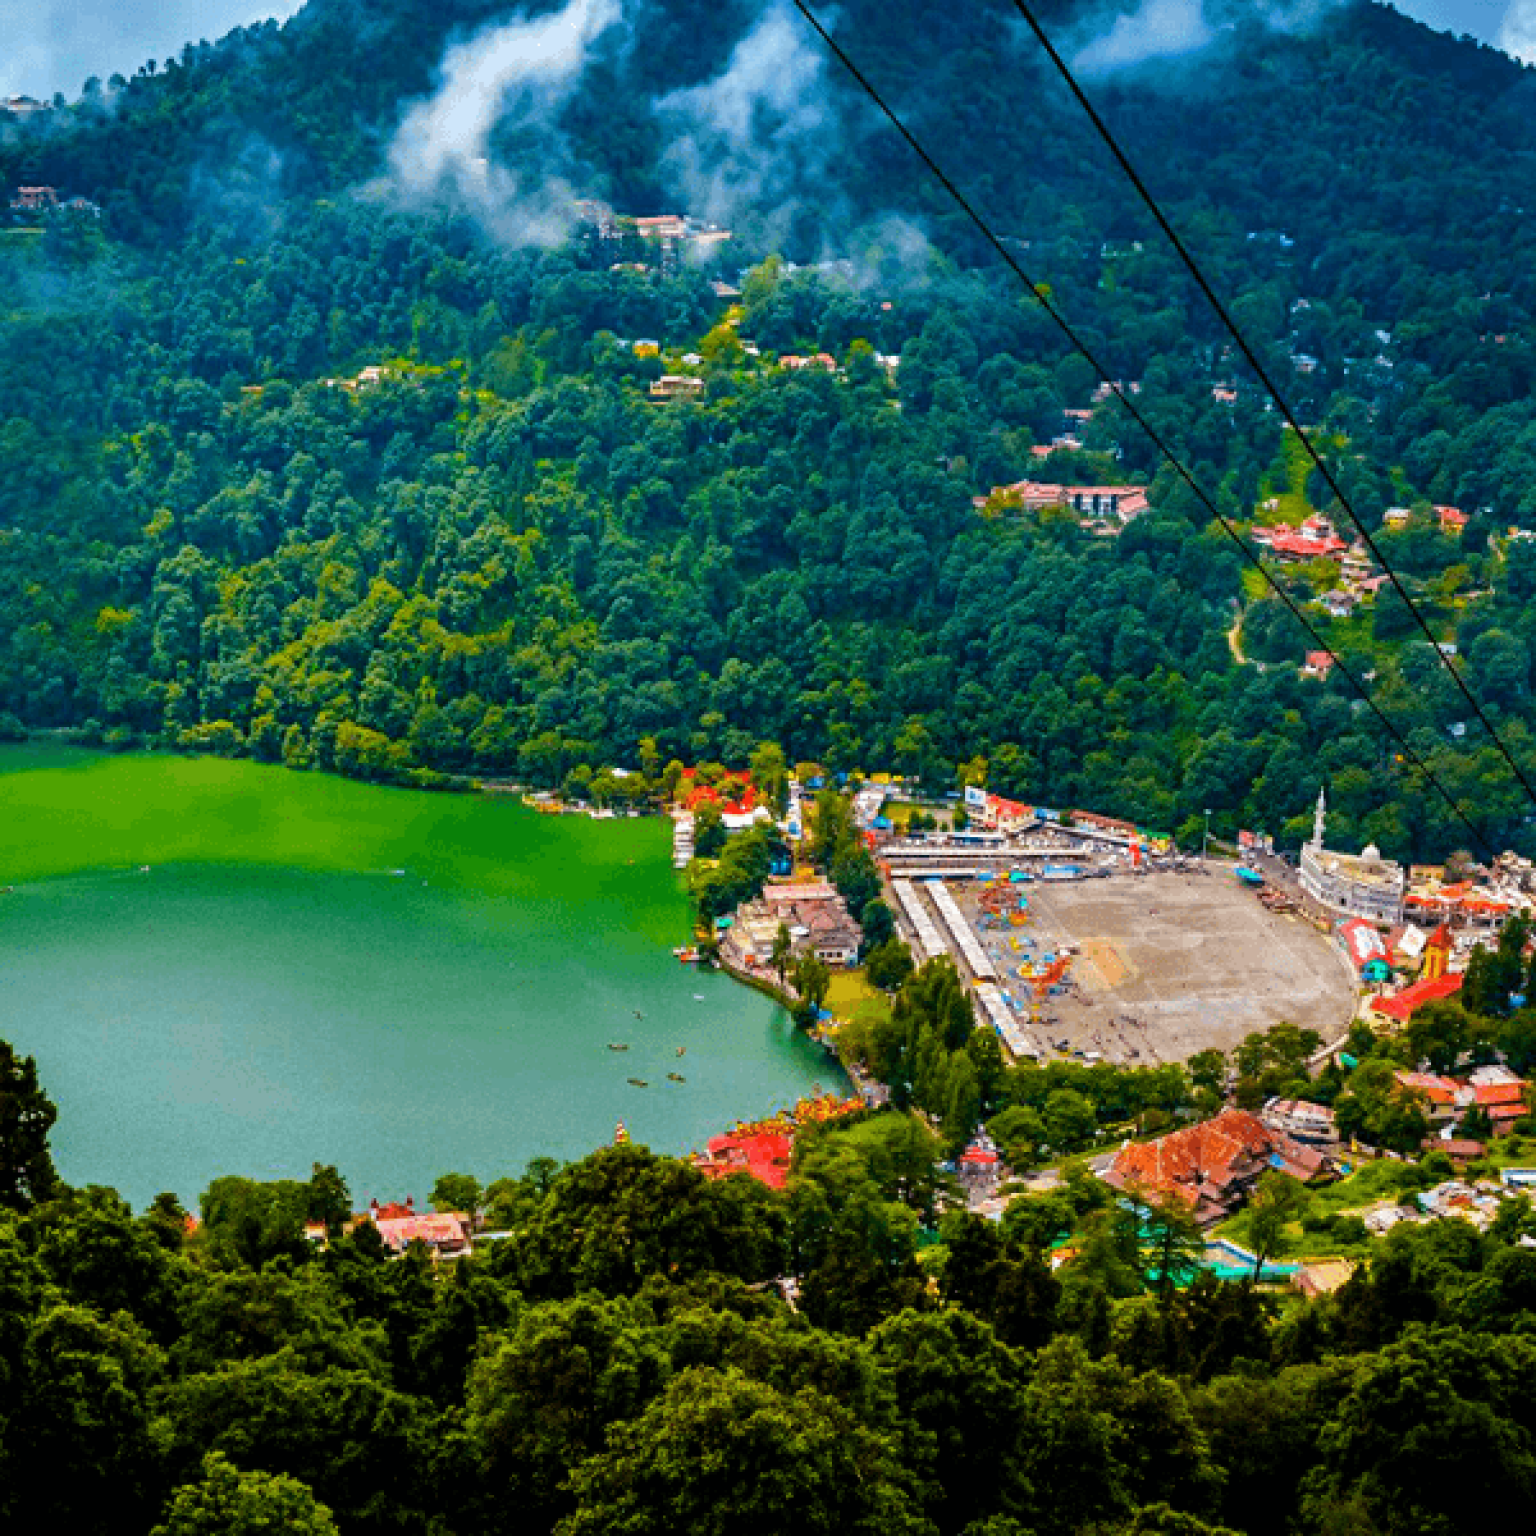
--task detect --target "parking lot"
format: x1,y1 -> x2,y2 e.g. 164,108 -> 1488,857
954,867 -> 1357,1064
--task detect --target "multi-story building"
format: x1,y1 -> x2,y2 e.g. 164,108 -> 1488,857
1299,789 -> 1405,924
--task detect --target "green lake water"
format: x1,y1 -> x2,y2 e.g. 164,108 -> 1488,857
0,747 -> 836,1207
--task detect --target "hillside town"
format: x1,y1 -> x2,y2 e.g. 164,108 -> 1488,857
658,753 -> 1536,1292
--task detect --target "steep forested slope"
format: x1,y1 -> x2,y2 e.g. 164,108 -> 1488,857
2,0 -> 1536,855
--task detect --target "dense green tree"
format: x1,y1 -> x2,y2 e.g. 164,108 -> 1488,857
152,1452 -> 339,1536
0,1042 -> 58,1212
559,1365 -> 935,1536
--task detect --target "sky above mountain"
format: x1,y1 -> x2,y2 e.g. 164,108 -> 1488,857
0,0 -> 1529,100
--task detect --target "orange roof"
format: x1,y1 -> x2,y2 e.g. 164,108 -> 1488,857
1370,973 -> 1463,1022
1106,1108 -> 1275,1199
1395,1071 -> 1460,1106
700,1131 -> 792,1190
1474,1082 -> 1526,1106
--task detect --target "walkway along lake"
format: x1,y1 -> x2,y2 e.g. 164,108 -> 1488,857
0,747 -> 838,1207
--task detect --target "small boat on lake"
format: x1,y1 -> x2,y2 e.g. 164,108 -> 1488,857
673,947 -> 701,964
627,1077 -> 649,1088
676,1046 -> 686,1056
607,1042 -> 629,1052
667,1072 -> 686,1083
692,994 -> 704,1002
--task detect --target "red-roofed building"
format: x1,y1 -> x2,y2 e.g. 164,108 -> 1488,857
1473,1082 -> 1526,1108
680,769 -> 756,818
1371,973 -> 1464,1024
1253,526 -> 1348,560
1437,505 -> 1469,535
1338,918 -> 1389,974
989,481 -> 1151,522
9,186 -> 57,212
372,1212 -> 471,1257
1474,1080 -> 1529,1133
695,1131 -> 792,1189
1103,1108 -> 1329,1225
1394,1071 -> 1461,1107
1303,652 -> 1336,680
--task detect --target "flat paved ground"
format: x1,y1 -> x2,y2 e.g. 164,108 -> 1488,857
959,868 -> 1356,1065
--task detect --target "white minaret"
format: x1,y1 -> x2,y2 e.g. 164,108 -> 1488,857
1310,786 -> 1327,850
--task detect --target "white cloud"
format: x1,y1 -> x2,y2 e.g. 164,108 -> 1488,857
1498,0 -> 1536,60
384,0 -> 623,246
1073,0 -> 1213,77
657,2 -> 831,233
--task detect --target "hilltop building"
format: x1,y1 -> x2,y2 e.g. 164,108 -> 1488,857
1298,788 -> 1405,924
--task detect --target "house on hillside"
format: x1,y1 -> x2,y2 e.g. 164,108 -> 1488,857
649,375 -> 704,402
363,1198 -> 471,1258
634,214 -> 688,241
987,481 -> 1150,522
1393,1070 -> 1462,1127
1253,526 -> 1348,560
9,186 -> 57,213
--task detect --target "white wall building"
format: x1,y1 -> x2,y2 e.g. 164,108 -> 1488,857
1298,789 -> 1405,924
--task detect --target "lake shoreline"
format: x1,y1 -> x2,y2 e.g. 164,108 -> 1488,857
0,746 -> 842,1207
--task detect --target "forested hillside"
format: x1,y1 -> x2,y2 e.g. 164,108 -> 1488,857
3,0 -> 1536,856
5,1033 -> 1536,1536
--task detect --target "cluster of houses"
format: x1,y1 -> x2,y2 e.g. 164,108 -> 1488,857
1360,1171 -> 1536,1235
6,184 -> 101,222
645,343 -> 900,404
1307,848 -> 1536,1029
300,1196 -> 473,1259
1248,502 -> 1472,628
1392,1065 -> 1529,1142
720,880 -> 863,973
1247,511 -> 1398,621
1300,790 -> 1531,965
574,200 -> 732,275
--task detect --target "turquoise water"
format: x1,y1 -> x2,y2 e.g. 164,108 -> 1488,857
0,749 -> 837,1207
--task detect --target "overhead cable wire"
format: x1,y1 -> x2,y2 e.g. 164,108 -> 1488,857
785,0 -> 1497,858
1005,0 -> 1536,819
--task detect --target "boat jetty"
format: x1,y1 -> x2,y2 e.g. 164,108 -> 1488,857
672,810 -> 694,869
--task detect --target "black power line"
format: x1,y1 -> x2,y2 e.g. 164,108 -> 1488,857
1006,0 -> 1536,819
785,0 -> 1497,859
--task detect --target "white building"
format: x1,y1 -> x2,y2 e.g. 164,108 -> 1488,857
1298,789 -> 1405,924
